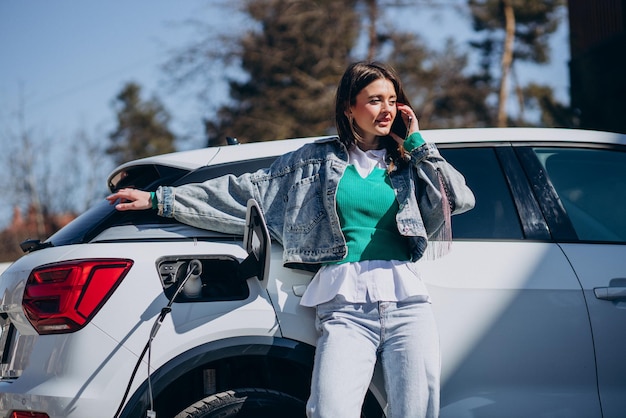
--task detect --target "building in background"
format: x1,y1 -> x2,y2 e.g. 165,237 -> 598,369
568,0 -> 626,134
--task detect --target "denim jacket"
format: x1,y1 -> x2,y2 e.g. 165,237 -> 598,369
156,136 -> 475,268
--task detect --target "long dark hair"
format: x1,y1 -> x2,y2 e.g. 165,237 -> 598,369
335,61 -> 413,170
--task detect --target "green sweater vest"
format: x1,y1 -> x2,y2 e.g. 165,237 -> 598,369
334,165 -> 410,264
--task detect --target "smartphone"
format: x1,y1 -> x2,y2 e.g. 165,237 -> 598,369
391,108 -> 412,139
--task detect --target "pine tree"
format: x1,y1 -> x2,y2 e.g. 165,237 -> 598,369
468,0 -> 565,126
108,82 -> 176,164
204,0 -> 359,145
164,0 -> 569,137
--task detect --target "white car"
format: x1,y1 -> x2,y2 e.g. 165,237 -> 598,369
0,128 -> 625,418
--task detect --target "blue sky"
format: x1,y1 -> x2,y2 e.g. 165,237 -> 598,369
0,0 -> 231,148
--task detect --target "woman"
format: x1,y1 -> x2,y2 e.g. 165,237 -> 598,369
108,61 -> 475,418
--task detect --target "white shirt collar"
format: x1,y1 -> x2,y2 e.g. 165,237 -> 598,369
348,145 -> 388,178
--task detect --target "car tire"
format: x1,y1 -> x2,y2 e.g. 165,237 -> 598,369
173,387 -> 306,418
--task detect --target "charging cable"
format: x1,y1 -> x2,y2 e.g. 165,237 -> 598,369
114,259 -> 202,418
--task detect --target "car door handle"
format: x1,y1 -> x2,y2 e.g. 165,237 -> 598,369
594,286 -> 626,301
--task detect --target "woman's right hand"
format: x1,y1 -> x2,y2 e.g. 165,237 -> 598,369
106,188 -> 152,211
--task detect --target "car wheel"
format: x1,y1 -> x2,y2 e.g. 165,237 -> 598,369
173,387 -> 306,418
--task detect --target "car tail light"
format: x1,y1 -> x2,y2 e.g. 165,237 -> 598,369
23,259 -> 133,334
10,412 -> 50,418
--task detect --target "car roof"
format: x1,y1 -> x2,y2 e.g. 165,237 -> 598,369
108,127 -> 626,182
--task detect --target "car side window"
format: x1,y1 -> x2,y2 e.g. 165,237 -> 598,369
440,147 -> 523,240
533,147 -> 626,243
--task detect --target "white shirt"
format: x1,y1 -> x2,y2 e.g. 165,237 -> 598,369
299,145 -> 431,307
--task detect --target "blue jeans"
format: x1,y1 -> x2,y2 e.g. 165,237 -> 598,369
306,295 -> 440,418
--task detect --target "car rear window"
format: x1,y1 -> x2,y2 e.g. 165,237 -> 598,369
48,157 -> 279,247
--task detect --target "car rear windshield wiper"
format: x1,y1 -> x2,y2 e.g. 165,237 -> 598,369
20,239 -> 54,253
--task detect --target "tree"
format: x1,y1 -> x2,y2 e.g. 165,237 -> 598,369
523,83 -> 579,128
164,0 -> 568,138
358,2 -> 494,127
108,82 -> 176,165
0,94 -> 110,261
468,0 -> 565,126
168,0 -> 495,141
4,105 -> 47,238
202,0 -> 359,145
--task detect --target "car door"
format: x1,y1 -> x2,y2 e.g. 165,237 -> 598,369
422,145 -> 601,417
521,144 -> 626,418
